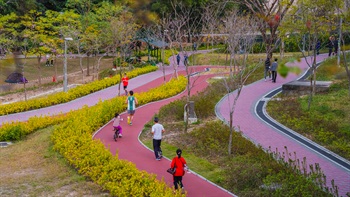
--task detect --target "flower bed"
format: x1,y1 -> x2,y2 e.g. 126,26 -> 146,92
51,76 -> 187,196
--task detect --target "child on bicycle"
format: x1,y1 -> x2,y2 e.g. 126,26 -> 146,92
113,113 -> 123,137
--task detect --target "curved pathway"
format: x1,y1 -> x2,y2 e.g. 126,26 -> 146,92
215,54 -> 350,196
1,50 -> 237,196
4,50 -> 348,195
93,71 -> 235,197
0,65 -> 176,125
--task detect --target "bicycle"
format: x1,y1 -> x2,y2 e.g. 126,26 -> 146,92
113,127 -> 121,141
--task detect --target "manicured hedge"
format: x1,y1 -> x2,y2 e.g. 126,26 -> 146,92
0,66 -> 157,116
51,76 -> 187,196
0,114 -> 68,141
1,74 -> 186,195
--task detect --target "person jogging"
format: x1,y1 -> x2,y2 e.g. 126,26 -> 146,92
126,90 -> 138,125
122,73 -> 129,95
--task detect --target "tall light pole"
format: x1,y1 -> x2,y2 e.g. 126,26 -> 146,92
162,29 -> 168,83
63,37 -> 73,92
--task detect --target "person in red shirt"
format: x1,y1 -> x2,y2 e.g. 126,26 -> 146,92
170,149 -> 188,191
122,73 -> 128,95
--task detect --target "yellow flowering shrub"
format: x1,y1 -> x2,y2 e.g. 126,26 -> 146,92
1,76 -> 187,195
51,76 -> 187,196
0,114 -> 68,141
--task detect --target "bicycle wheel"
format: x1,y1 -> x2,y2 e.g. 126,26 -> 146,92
113,129 -> 118,141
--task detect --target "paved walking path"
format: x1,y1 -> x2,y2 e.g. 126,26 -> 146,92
215,53 -> 350,196
1,51 -> 236,196
2,50 -> 349,196
0,65 -> 176,125
93,71 -> 235,197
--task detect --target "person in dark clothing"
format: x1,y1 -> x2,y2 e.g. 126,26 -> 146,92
333,38 -> 338,55
328,36 -> 334,57
316,40 -> 321,55
184,55 -> 188,66
176,54 -> 180,66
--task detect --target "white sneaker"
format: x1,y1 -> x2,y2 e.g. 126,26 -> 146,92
118,134 -> 122,138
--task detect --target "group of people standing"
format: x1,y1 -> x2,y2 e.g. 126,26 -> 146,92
328,35 -> 338,57
176,53 -> 189,66
264,57 -> 278,83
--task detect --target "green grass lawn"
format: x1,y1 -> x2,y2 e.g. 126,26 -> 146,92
138,52 -> 337,196
0,126 -> 108,196
0,56 -> 115,85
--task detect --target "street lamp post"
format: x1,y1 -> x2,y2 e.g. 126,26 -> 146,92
63,37 -> 73,92
162,30 -> 168,82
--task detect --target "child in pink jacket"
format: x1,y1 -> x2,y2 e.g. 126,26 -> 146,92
113,113 -> 123,137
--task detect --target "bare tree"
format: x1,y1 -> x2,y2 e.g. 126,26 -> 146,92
221,13 -> 261,155
108,12 -> 138,96
230,0 -> 295,59
224,9 -> 243,77
340,5 -> 350,96
280,0 -> 341,109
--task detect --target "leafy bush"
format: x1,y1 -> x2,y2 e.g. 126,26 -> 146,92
267,79 -> 350,160
157,119 -> 333,196
0,114 -> 68,141
50,76 -> 187,196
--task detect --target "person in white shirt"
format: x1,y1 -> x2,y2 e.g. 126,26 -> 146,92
151,117 -> 165,160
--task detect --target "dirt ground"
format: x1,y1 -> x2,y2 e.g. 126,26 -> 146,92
0,72 -> 95,104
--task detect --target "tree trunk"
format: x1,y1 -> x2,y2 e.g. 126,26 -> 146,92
86,53 -> 90,76
341,38 -> 350,97
54,54 -> 57,83
308,76 -> 313,110
228,111 -> 233,155
184,62 -> 191,133
37,55 -> 42,86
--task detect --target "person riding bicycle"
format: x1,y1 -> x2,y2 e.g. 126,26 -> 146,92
112,113 -> 123,137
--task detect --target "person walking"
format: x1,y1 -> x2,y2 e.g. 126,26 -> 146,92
112,113 -> 123,137
328,36 -> 334,57
126,90 -> 138,125
151,117 -> 165,160
122,73 -> 129,95
270,58 -> 278,83
333,37 -> 338,56
170,149 -> 188,192
184,54 -> 188,66
176,53 -> 181,66
316,40 -> 321,55
264,57 -> 271,81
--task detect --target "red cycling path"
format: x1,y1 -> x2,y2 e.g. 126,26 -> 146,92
0,51 -> 236,196
2,51 -> 348,196
93,67 -> 235,197
215,53 -> 350,196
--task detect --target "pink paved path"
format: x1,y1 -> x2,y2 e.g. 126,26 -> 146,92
216,53 -> 350,196
2,51 -> 349,196
94,71 -> 235,197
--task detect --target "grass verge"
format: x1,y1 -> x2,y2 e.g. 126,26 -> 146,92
0,126 -> 107,196
267,57 -> 350,160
